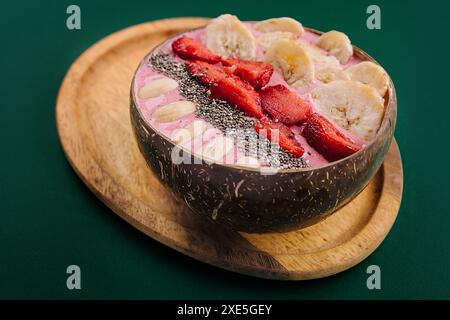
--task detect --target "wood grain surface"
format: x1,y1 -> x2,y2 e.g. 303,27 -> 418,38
56,18 -> 403,280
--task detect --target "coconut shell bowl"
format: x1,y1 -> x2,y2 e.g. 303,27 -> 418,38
130,31 -> 397,233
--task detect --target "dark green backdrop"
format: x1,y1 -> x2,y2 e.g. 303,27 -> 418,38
1,0 -> 449,299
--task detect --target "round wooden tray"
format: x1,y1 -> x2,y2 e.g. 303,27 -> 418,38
56,18 -> 403,280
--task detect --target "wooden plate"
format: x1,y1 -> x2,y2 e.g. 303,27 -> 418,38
56,18 -> 403,280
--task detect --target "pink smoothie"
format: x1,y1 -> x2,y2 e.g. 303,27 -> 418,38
133,23 -> 366,169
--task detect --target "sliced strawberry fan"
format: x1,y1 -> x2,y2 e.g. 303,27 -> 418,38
302,113 -> 361,162
223,59 -> 273,90
186,60 -> 263,119
255,117 -> 305,157
259,84 -> 312,125
172,36 -> 222,63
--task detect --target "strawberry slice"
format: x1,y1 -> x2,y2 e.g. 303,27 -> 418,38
259,84 -> 313,125
185,60 -> 224,84
186,60 -> 263,119
255,117 -> 305,157
210,76 -> 263,119
172,36 -> 222,63
302,113 -> 361,162
223,58 -> 273,90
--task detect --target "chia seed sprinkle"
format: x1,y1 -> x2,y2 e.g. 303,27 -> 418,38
148,52 -> 309,169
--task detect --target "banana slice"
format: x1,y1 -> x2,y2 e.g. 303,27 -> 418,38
264,39 -> 314,88
255,17 -> 304,36
257,32 -> 296,52
315,66 -> 349,83
202,136 -> 235,162
346,61 -> 389,97
303,44 -> 349,83
205,14 -> 256,60
153,101 -> 196,123
138,77 -> 178,99
171,120 -> 208,144
314,30 -> 353,64
311,80 -> 384,140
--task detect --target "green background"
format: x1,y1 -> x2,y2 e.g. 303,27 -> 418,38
1,0 -> 449,299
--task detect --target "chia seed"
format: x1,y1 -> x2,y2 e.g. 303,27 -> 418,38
148,52 -> 309,169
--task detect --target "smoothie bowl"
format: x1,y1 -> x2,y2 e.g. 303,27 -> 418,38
130,14 -> 396,233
